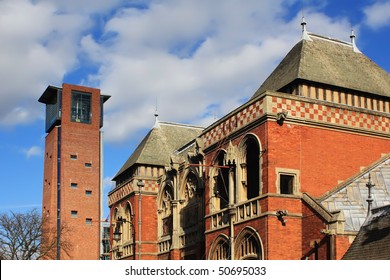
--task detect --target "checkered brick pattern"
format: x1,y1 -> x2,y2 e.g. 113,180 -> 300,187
272,96 -> 390,133
203,94 -> 390,149
108,180 -> 159,206
204,99 -> 265,146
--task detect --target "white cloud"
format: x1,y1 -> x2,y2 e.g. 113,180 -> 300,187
83,1 -> 354,143
103,176 -> 115,191
23,146 -> 43,158
0,0 -> 357,144
0,0 -> 92,126
363,1 -> 390,29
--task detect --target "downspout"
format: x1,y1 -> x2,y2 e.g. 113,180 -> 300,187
99,131 -> 104,259
56,125 -> 61,260
228,164 -> 236,260
137,180 -> 144,259
138,187 -> 142,260
329,233 -> 336,260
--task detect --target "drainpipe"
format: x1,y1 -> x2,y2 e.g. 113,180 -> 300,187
137,180 -> 145,260
228,163 -> 236,260
56,126 -> 61,260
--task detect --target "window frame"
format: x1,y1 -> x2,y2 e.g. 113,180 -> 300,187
276,168 -> 300,195
71,91 -> 92,124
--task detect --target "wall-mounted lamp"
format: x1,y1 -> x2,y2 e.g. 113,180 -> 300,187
112,217 -> 132,242
137,180 -> 145,188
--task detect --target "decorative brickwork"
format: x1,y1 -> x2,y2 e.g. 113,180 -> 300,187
203,92 -> 390,149
272,96 -> 390,133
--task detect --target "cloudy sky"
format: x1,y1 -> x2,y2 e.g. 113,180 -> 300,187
0,0 -> 389,216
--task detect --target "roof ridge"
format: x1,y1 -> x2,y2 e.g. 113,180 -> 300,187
158,121 -> 204,130
307,32 -> 353,48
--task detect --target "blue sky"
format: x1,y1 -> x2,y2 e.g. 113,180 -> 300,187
0,0 -> 389,217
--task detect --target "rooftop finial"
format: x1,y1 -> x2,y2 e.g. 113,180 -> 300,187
350,29 -> 362,53
366,173 -> 375,217
301,16 -> 312,41
153,98 -> 160,128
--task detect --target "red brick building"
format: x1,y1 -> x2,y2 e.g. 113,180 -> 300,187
109,120 -> 204,259
39,83 -> 110,259
109,22 -> 390,260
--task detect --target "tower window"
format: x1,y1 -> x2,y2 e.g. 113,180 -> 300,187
85,190 -> 92,196
86,218 -> 93,225
71,91 -> 91,124
70,182 -> 78,188
85,162 -> 92,168
70,154 -> 77,160
280,174 -> 294,194
71,210 -> 78,218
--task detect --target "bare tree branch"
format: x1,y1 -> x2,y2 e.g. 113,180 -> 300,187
0,209 -> 72,260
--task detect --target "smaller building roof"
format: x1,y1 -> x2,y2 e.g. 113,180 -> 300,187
321,154 -> 390,232
342,204 -> 390,260
113,121 -> 203,180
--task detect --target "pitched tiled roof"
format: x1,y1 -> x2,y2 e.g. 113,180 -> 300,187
252,33 -> 390,98
113,121 -> 203,180
320,154 -> 390,232
342,204 -> 390,260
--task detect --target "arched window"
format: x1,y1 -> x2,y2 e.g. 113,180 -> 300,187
245,137 -> 260,199
123,203 -> 133,242
209,235 -> 230,260
181,172 -> 200,229
235,228 -> 263,260
160,186 -> 173,237
214,151 -> 229,210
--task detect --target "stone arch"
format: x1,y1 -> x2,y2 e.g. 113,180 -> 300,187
179,169 -> 203,230
123,202 -> 133,242
175,168 -> 205,258
180,168 -> 202,204
237,134 -> 262,201
234,227 -> 263,260
208,234 -> 230,260
157,182 -> 174,239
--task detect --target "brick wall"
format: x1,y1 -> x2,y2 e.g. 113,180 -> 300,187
41,84 -> 103,260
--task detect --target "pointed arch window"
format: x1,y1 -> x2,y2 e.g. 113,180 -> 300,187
161,186 -> 173,237
245,137 -> 260,199
123,203 -> 133,242
214,151 -> 229,210
235,228 -> 262,260
209,235 -> 230,260
181,172 -> 201,229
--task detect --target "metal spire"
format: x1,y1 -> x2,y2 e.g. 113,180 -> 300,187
153,98 -> 160,128
301,16 -> 312,41
366,173 -> 375,217
350,29 -> 362,53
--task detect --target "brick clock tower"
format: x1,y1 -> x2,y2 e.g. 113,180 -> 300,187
39,83 -> 110,260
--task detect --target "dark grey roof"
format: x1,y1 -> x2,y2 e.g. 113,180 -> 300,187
342,204 -> 390,260
113,121 -> 203,180
252,33 -> 390,98
321,154 -> 390,232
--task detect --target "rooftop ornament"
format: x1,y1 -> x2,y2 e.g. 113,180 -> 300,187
366,174 -> 375,217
